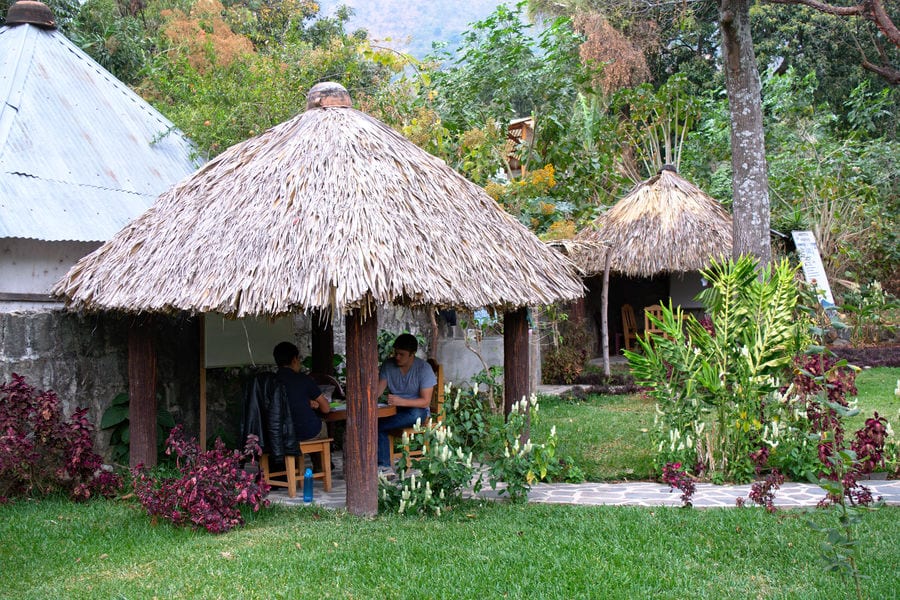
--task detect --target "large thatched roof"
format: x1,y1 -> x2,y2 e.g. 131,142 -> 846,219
572,166 -> 732,277
53,83 -> 583,318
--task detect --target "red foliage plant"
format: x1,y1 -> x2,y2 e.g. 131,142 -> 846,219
662,462 -> 696,507
0,374 -> 122,503
132,425 -> 270,534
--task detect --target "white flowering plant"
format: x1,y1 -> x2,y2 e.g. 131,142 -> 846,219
378,420 -> 478,516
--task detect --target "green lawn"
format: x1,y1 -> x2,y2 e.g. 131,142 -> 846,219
534,392 -> 657,481
537,367 -> 900,482
848,366 -> 900,431
1,497 -> 898,599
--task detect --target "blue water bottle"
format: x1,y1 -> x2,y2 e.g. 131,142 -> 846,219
303,467 -> 314,503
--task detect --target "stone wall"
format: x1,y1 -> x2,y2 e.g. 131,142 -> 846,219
1,310 -> 200,456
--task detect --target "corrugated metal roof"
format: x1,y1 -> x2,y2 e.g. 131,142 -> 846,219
0,22 -> 200,242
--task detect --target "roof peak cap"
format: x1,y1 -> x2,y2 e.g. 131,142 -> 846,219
306,82 -> 351,110
6,1 -> 57,29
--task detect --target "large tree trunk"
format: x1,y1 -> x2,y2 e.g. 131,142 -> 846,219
720,0 -> 772,266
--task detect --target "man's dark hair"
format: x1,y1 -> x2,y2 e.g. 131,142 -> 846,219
393,333 -> 418,354
273,341 -> 300,367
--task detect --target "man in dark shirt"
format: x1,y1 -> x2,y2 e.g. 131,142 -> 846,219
273,341 -> 330,441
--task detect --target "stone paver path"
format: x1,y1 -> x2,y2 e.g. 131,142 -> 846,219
268,451 -> 900,510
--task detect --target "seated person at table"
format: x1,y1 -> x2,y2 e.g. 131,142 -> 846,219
273,341 -> 330,443
375,334 -> 437,470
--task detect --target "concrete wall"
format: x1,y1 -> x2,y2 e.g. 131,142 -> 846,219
1,239 -> 100,299
435,327 -> 541,392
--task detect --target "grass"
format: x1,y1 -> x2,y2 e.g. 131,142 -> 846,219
536,367 -> 900,482
534,393 -> 656,481
848,367 -> 900,431
1,496 -> 898,599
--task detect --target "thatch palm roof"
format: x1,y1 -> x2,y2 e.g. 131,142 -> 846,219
53,83 -> 583,318
572,166 -> 732,277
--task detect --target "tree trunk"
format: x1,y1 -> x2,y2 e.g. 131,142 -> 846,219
128,318 -> 157,469
344,307 -> 378,516
720,0 -> 772,267
503,308 -> 529,416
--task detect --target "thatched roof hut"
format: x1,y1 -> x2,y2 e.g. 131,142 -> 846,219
53,82 -> 583,516
53,84 -> 582,317
572,165 -> 732,277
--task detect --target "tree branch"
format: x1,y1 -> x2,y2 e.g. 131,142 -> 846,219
765,0 -> 899,47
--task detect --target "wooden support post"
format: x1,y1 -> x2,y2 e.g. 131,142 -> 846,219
601,248 -> 611,377
128,317 -> 157,469
503,307 -> 529,417
344,307 -> 378,516
199,316 -> 207,451
310,310 -> 334,375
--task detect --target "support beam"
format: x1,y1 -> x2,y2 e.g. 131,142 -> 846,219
601,248 -> 611,377
199,316 -> 207,451
344,308 -> 378,516
503,307 -> 529,416
310,311 -> 334,375
128,318 -> 157,469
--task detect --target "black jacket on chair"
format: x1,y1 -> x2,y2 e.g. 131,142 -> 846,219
240,372 -> 299,459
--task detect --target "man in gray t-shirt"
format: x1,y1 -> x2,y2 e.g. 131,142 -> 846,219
375,334 -> 437,469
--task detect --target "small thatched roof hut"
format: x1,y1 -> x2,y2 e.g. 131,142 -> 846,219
572,165 -> 732,277
53,82 -> 583,515
569,165 -> 732,374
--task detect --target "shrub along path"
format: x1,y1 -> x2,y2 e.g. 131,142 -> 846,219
270,449 -> 900,510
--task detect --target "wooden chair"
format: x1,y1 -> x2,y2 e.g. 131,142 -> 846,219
299,437 -> 333,492
644,304 -> 666,340
259,453 -> 301,497
389,361 -> 445,468
621,304 -> 639,352
260,437 -> 334,497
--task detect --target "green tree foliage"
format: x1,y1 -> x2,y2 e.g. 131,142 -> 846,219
133,0 -> 396,158
420,2 -> 622,234
682,67 -> 899,291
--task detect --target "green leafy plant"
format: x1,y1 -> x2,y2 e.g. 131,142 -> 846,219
440,384 -> 491,452
627,255 -> 806,482
100,392 -> 176,466
840,280 -> 899,345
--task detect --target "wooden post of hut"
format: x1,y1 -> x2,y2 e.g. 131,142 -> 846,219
503,307 -> 530,415
344,307 -> 379,516
128,317 -> 157,468
310,310 -> 334,375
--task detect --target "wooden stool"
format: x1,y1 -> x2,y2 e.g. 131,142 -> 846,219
299,438 -> 333,492
260,454 -> 301,497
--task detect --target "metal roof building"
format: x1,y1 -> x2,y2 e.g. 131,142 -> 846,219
0,1 -> 199,307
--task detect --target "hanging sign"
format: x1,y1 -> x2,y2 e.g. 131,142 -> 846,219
791,230 -> 835,309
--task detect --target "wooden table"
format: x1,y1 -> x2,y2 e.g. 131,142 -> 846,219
324,403 -> 397,422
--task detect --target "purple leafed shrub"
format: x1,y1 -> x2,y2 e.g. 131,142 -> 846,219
0,374 -> 122,503
662,462 -> 696,507
748,469 -> 785,513
132,426 -> 270,533
851,412 -> 888,475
